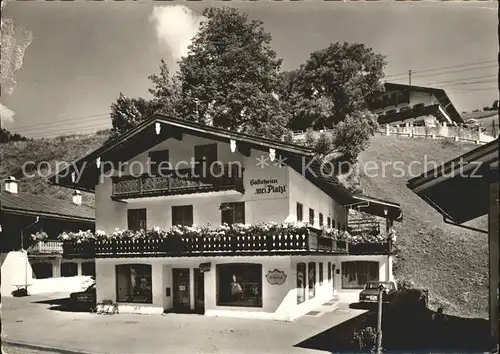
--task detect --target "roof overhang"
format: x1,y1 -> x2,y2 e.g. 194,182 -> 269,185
48,114 -> 315,192
347,195 -> 403,222
0,206 -> 95,223
407,139 -> 499,224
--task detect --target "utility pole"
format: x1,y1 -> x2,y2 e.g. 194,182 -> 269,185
408,70 -> 412,86
376,284 -> 386,354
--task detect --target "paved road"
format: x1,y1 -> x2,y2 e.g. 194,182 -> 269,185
3,293 -> 366,354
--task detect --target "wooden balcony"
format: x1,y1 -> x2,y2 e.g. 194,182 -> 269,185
112,165 -> 244,199
29,241 -> 64,254
347,242 -> 391,255
62,229 -> 349,259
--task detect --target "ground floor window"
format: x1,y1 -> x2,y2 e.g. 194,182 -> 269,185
82,261 -> 96,276
308,262 -> 316,298
319,262 -> 324,285
327,262 -> 332,282
61,262 -> 77,277
115,264 -> 152,303
217,263 -> 262,308
297,262 -> 306,304
32,262 -> 53,279
341,261 -> 379,289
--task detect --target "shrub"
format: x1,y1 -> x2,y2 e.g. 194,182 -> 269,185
352,326 -> 378,351
396,277 -> 415,290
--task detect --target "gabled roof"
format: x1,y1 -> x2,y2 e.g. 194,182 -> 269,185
407,138 -> 498,224
381,82 -> 464,124
0,191 -> 95,222
48,114 -> 357,205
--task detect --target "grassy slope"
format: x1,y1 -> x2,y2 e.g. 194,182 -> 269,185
356,135 -> 488,318
0,132 -> 110,207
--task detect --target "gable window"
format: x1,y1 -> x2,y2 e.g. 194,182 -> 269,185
128,209 -> 147,231
319,213 -> 324,227
296,203 -> 303,222
194,144 -> 218,178
116,264 -> 152,303
327,217 -> 331,228
221,202 -> 245,225
309,208 -> 315,226
148,150 -> 170,175
172,205 -> 193,226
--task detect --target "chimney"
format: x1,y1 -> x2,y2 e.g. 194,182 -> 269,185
72,190 -> 82,206
4,176 -> 18,194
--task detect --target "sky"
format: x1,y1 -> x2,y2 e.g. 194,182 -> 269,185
1,1 -> 498,138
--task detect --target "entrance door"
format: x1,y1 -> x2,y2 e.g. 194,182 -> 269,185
194,268 -> 205,314
332,264 -> 336,293
172,268 -> 190,312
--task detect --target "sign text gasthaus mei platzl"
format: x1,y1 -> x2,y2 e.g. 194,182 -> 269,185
250,178 -> 287,195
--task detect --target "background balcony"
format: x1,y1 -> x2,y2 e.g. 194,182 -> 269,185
112,165 -> 244,199
29,241 -> 63,254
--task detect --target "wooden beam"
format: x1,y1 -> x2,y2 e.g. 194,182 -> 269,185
488,165 -> 499,353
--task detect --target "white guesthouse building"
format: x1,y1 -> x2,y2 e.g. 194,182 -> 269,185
51,115 -> 402,321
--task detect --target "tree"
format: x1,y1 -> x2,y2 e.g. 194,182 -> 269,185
283,42 -> 386,131
109,93 -> 156,137
331,110 -> 378,163
148,59 -> 181,117
174,7 -> 290,140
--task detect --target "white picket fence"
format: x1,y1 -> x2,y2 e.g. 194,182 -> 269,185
381,124 -> 498,145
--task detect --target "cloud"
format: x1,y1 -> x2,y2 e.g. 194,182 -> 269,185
0,103 -> 15,126
150,5 -> 204,62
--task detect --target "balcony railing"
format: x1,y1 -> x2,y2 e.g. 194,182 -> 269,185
378,104 -> 443,124
347,242 -> 391,255
112,165 -> 244,199
62,230 -> 349,259
29,241 -> 64,254
348,218 -> 381,236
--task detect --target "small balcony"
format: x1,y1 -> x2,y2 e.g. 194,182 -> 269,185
62,229 -> 349,259
29,241 -> 64,255
112,164 -> 244,199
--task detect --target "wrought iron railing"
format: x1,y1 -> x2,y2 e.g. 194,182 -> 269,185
112,165 -> 244,198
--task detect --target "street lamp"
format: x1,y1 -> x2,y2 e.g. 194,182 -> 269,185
376,284 -> 387,354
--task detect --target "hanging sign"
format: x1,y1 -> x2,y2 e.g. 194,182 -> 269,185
250,179 -> 287,195
266,269 -> 287,285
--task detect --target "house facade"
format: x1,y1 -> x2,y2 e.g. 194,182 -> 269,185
51,115 -> 402,321
369,83 -> 464,127
0,177 -> 95,296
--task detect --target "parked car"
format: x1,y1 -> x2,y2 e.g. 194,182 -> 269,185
464,119 -> 486,131
359,281 -> 398,304
69,282 -> 96,310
